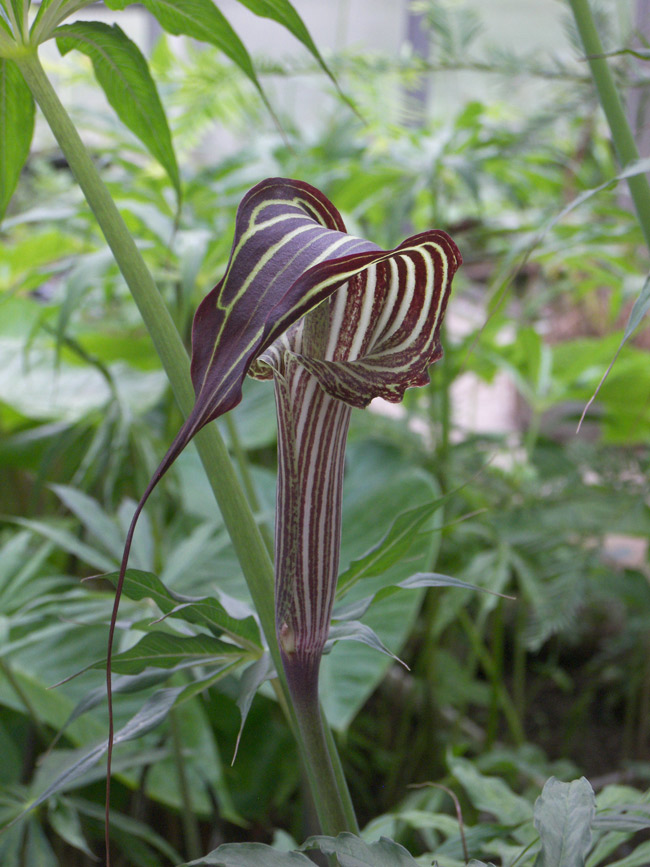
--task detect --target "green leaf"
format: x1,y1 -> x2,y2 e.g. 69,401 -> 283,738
605,841 -> 650,867
578,271 -> 650,428
51,483 -> 125,561
180,842 -> 313,865
301,833 -> 420,866
94,632 -> 243,675
336,498 -> 444,595
72,798 -> 184,864
15,687 -> 182,820
534,777 -> 595,867
54,21 -> 180,196
48,800 -> 96,860
110,0 -> 264,104
326,621 -> 405,665
235,0 -> 340,88
233,653 -> 274,760
450,755 -> 533,827
0,58 -> 35,221
106,568 -> 261,647
8,516 -> 117,572
593,805 -> 650,831
25,822 -> 57,867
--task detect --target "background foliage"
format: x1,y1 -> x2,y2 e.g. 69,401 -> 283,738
1,0 -> 650,864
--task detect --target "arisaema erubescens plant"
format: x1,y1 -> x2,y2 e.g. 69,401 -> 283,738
106,177 -> 461,862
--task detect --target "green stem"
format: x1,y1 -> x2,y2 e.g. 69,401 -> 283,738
15,49 -> 356,837
567,0 -> 650,253
224,413 -> 274,556
169,708 -> 203,861
457,607 -> 525,746
15,48 -> 275,653
291,686 -> 357,837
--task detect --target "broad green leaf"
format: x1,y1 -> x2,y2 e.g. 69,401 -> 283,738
106,568 -> 261,647
180,843 -> 313,865
450,755 -> 533,826
16,686 -> 182,819
55,21 -> 180,196
301,833 -> 420,866
534,777 -> 595,867
336,498 -> 444,595
94,632 -> 242,675
321,443 -> 441,729
0,59 -> 35,221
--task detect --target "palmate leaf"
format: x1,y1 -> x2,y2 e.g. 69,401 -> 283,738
0,58 -> 35,221
55,21 -> 180,197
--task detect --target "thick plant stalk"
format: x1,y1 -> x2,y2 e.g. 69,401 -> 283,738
14,50 -> 357,844
568,0 -> 650,252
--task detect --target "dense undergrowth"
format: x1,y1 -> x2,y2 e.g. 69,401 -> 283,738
1,1 -> 650,865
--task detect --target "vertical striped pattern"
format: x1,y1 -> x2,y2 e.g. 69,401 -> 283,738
251,221 -> 461,696
261,325 -> 352,683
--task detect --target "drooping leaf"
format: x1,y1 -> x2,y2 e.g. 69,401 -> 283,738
13,687 -> 182,822
301,833 -> 421,866
105,0 -> 268,110
326,620 -> 406,666
336,498 -> 444,595
55,21 -> 180,196
533,777 -> 595,867
0,58 -> 35,221
233,652 -> 275,762
48,800 -> 96,860
51,483 -> 125,560
180,843 -> 313,866
9,516 -> 117,572
234,0 -> 349,101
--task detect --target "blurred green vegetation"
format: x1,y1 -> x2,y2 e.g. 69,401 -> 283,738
2,1 -> 650,864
